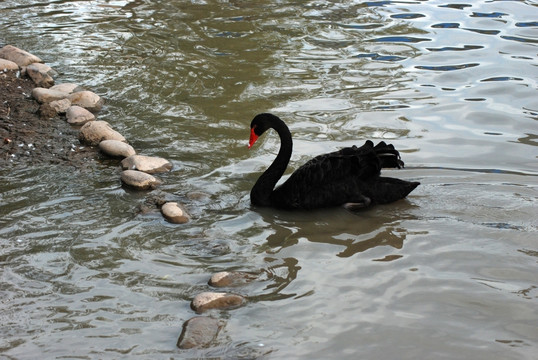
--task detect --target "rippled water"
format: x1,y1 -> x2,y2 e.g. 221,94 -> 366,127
1,1 -> 537,358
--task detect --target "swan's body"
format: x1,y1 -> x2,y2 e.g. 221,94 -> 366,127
248,113 -> 419,210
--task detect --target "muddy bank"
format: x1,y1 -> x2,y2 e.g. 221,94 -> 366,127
0,71 -> 97,167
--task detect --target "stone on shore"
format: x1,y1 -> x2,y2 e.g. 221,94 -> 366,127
26,62 -> 57,88
161,202 -> 190,224
121,155 -> 172,174
66,105 -> 95,125
79,120 -> 126,146
48,98 -> 71,114
50,83 -> 84,94
177,316 -> 221,349
67,90 -> 104,112
32,87 -> 68,103
121,170 -> 162,190
39,98 -> 71,119
209,271 -> 258,287
0,59 -> 19,71
99,140 -> 136,158
0,45 -> 42,67
191,292 -> 246,313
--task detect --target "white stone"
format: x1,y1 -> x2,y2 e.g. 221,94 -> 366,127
67,91 -> 104,112
79,120 -> 126,146
99,140 -> 136,158
26,62 -> 57,88
121,170 -> 161,190
32,87 -> 69,103
161,202 -> 189,224
66,105 -> 95,125
121,155 -> 172,174
0,45 -> 42,67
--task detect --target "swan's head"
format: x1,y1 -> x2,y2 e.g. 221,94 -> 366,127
248,113 -> 282,149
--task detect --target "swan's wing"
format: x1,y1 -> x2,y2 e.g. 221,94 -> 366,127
272,141 -> 403,208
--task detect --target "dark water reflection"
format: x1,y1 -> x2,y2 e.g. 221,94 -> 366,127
1,0 -> 537,359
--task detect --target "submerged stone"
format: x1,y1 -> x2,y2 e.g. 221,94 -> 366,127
0,45 -> 42,67
161,202 -> 189,224
66,105 -> 95,125
177,316 -> 221,349
120,170 -> 161,190
99,140 -> 136,158
209,271 -> 258,287
121,155 -> 172,174
79,120 -> 126,146
191,292 -> 246,313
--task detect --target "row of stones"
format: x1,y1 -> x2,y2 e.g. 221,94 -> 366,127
3,45 -> 252,350
178,271 -> 257,349
0,45 -> 188,224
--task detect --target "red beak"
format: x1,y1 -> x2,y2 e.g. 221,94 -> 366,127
248,128 -> 258,149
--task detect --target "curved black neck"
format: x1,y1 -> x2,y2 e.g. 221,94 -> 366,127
250,116 -> 292,206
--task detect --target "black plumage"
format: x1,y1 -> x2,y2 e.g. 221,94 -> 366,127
248,113 -> 419,210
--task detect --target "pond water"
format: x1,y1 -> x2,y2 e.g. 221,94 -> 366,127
1,0 -> 537,358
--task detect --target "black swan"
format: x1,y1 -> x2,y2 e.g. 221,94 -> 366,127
248,113 -> 419,210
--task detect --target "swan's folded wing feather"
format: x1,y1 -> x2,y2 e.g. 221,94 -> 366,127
271,142 -> 387,207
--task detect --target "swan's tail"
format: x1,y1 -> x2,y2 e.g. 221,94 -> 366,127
371,141 -> 404,169
368,177 -> 420,204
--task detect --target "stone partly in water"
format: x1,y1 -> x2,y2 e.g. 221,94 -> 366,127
191,292 -> 246,314
32,87 -> 68,103
66,105 -> 95,125
120,170 -> 162,190
121,155 -> 172,174
0,59 -> 19,71
79,120 -> 126,146
99,140 -> 136,158
161,202 -> 190,224
177,316 -> 221,349
0,45 -> 42,67
209,271 -> 259,288
26,62 -> 57,88
67,90 -> 104,112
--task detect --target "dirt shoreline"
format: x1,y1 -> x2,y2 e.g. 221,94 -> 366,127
0,71 -> 98,168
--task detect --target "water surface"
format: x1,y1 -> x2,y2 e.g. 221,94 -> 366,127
1,1 -> 537,359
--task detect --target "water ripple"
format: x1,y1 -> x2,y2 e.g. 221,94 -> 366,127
415,63 -> 480,71
515,21 -> 538,27
465,28 -> 501,35
355,53 -> 407,62
471,12 -> 507,18
501,35 -> 538,44
481,76 -> 524,82
432,23 -> 460,29
391,13 -> 425,19
439,4 -> 472,10
426,45 -> 483,52
370,36 -> 431,43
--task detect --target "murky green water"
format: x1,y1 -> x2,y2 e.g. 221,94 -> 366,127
1,1 -> 537,358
